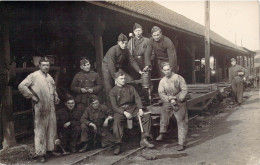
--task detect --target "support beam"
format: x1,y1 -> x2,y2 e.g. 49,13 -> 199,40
0,21 -> 16,148
204,1 -> 210,83
94,15 -> 105,77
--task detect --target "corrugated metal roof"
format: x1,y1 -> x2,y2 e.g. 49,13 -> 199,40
104,1 -> 248,54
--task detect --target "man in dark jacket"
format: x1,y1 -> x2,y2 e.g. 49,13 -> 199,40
229,58 -> 248,105
127,23 -> 151,79
71,58 -> 102,110
148,26 -> 178,78
102,33 -> 143,104
56,96 -> 84,153
109,72 -> 154,155
79,95 -> 116,152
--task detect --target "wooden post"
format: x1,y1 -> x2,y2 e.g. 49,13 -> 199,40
204,1 -> 210,84
94,16 -> 105,77
0,21 -> 16,148
190,42 -> 196,84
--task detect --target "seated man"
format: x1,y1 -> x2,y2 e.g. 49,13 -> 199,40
109,71 -> 155,155
71,58 -> 102,110
79,95 -> 116,152
56,95 -> 84,153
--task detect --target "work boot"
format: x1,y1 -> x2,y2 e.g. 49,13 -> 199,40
70,147 -> 77,153
156,134 -> 165,141
140,138 -> 155,148
113,144 -> 121,155
177,144 -> 185,151
79,143 -> 88,153
37,156 -> 45,163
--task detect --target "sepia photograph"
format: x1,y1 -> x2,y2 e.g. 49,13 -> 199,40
0,1 -> 259,164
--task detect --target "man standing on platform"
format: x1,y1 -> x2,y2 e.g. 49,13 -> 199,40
18,57 -> 60,162
156,62 -> 188,151
71,58 -> 102,110
127,23 -> 151,79
148,26 -> 178,78
109,72 -> 154,155
102,33 -> 143,103
229,58 -> 248,105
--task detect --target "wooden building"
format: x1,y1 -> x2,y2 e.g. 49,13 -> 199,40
0,1 -> 254,147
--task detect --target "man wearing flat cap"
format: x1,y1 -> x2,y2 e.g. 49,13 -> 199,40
102,33 -> 143,104
127,23 -> 151,79
109,71 -> 154,155
18,57 -> 60,162
71,58 -> 102,110
148,26 -> 178,78
157,62 -> 188,151
229,58 -> 248,105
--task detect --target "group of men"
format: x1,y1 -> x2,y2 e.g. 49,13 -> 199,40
18,23 -> 189,163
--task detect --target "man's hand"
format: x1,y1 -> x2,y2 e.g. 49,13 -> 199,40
54,97 -> 60,104
81,88 -> 88,93
103,116 -> 113,127
170,99 -> 177,105
64,122 -> 71,128
143,66 -> 150,72
87,88 -> 93,93
124,111 -> 132,119
139,70 -> 144,75
138,109 -> 144,117
243,77 -> 246,81
32,96 -> 38,103
89,123 -> 97,131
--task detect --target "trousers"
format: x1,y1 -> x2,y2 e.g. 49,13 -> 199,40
160,102 -> 188,146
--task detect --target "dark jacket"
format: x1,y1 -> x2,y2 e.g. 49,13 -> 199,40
56,106 -> 84,132
109,84 -> 143,115
148,35 -> 177,72
102,45 -> 140,79
70,71 -> 102,104
80,104 -> 112,127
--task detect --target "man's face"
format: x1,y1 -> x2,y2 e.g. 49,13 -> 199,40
91,100 -> 100,110
231,60 -> 236,66
80,62 -> 91,72
116,75 -> 126,86
118,41 -> 128,49
39,62 -> 50,74
162,65 -> 172,78
65,100 -> 75,110
152,30 -> 162,42
134,28 -> 143,38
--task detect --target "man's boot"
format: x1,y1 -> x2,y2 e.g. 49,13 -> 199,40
156,133 -> 165,141
37,155 -> 45,163
140,138 -> 155,148
177,144 -> 185,151
113,144 -> 121,155
79,143 -> 89,153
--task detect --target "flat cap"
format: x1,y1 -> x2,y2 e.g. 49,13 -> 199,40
133,23 -> 142,31
80,58 -> 89,66
114,71 -> 125,79
230,58 -> 236,62
160,62 -> 170,69
118,33 -> 128,42
64,95 -> 74,102
151,26 -> 162,34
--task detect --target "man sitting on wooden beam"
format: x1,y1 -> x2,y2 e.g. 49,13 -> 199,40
109,71 -> 155,155
156,62 -> 188,151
